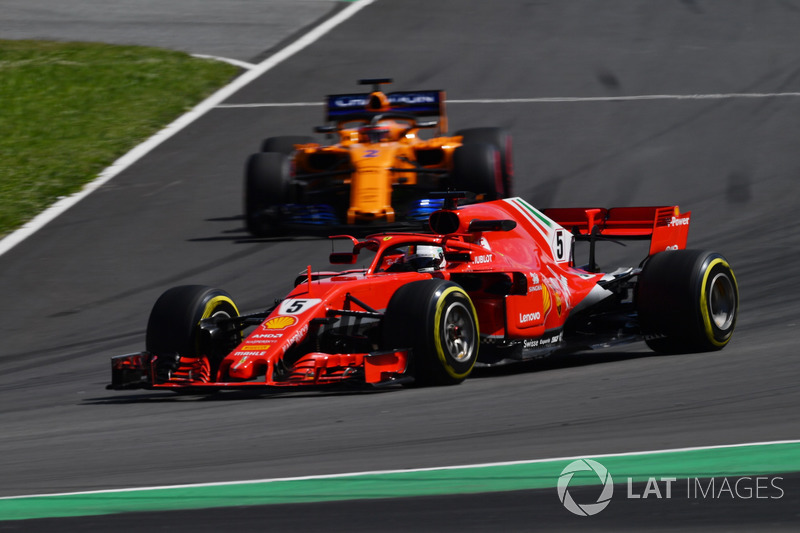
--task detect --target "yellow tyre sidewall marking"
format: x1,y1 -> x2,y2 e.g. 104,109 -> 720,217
195,295 -> 241,355
202,295 -> 240,319
433,286 -> 479,379
699,258 -> 738,347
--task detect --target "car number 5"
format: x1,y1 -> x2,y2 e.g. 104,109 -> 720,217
279,298 -> 321,315
553,229 -> 569,262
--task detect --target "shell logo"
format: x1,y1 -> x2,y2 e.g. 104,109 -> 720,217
261,316 -> 297,330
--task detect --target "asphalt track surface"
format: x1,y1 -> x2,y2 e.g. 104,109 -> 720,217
1,0 -> 340,63
2,0 -> 800,530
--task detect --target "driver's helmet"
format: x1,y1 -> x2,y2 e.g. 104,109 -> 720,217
404,245 -> 445,271
358,120 -> 405,143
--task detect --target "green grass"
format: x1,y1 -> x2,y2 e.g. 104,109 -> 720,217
0,40 -> 239,237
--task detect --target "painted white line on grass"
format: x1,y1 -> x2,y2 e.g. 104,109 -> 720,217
0,0 -> 375,259
215,91 -> 800,108
1,438 -> 798,500
191,54 -> 257,70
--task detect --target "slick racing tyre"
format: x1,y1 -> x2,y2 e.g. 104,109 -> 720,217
260,135 -> 314,155
244,152 -> 293,237
456,127 -> 513,196
636,250 -> 738,354
451,143 -> 504,201
383,279 -> 479,386
146,285 -> 241,379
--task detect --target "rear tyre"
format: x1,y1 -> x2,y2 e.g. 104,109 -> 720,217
146,285 -> 241,379
244,152 -> 293,236
451,143 -> 504,201
456,127 -> 513,196
260,135 -> 314,155
636,250 -> 738,353
383,280 -> 479,385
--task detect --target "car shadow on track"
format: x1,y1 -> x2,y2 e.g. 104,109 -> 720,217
81,387 -> 399,405
188,217 -> 309,244
193,214 -> 432,243
470,349 -> 657,379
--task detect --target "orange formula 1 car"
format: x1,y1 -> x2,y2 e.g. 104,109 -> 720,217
110,193 -> 738,393
244,79 -> 513,236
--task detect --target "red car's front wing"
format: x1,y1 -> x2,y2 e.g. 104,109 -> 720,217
108,349 -> 411,392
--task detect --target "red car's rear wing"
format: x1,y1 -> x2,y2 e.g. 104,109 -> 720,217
543,206 -> 691,255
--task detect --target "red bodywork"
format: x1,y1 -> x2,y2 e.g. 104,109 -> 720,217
109,197 -> 691,391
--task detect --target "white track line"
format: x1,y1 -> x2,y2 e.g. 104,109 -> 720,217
450,92 -> 800,103
1,438 -> 798,500
0,0 -> 375,259
215,91 -> 800,108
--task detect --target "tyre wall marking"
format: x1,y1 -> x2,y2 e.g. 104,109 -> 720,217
202,296 -> 239,320
432,286 -> 479,379
699,258 -> 737,347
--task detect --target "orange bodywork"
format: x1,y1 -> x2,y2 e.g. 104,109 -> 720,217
294,130 -> 462,224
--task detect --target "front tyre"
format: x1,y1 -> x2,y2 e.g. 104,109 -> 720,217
636,250 -> 738,353
146,285 -> 241,379
383,280 -> 479,385
244,152 -> 293,237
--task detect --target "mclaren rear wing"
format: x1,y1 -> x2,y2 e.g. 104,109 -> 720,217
543,206 -> 691,256
325,90 -> 447,129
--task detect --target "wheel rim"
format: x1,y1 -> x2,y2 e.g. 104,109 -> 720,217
708,273 -> 736,330
443,302 -> 476,362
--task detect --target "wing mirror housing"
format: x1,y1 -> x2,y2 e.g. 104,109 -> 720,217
329,252 -> 359,265
467,219 -> 517,232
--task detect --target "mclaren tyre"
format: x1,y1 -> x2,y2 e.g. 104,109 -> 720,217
383,279 -> 479,386
451,143 -> 504,201
244,152 -> 293,237
456,127 -> 513,196
636,250 -> 738,354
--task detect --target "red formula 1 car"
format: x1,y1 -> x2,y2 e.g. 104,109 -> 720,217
109,193 -> 739,392
244,79 -> 513,236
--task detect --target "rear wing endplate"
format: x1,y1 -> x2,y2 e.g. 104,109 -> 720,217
543,206 -> 691,255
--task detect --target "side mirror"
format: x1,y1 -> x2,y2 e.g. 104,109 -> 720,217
329,252 -> 358,265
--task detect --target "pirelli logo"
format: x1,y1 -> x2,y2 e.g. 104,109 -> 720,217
241,345 -> 271,351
